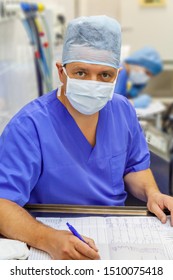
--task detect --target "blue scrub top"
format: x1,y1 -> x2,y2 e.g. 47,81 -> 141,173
0,89 -> 150,206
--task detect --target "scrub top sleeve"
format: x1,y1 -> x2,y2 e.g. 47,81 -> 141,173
124,112 -> 150,175
0,121 -> 41,206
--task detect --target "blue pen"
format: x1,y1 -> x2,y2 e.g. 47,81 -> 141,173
66,222 -> 87,244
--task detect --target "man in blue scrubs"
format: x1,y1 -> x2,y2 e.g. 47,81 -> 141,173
0,15 -> 173,260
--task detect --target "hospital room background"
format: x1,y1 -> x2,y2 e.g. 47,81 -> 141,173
0,0 -> 173,205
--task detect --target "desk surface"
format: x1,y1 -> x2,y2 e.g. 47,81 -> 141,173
26,204 -> 172,260
25,204 -> 151,216
153,97 -> 173,105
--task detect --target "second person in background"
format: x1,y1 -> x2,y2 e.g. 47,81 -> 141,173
114,46 -> 163,108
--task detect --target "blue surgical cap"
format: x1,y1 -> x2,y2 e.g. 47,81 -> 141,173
125,46 -> 163,75
62,15 -> 121,69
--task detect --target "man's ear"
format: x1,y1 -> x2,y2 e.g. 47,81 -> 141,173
56,62 -> 64,83
115,67 -> 122,80
118,67 -> 123,73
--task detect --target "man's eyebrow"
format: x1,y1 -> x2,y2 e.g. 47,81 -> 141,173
71,66 -> 88,71
99,69 -> 116,75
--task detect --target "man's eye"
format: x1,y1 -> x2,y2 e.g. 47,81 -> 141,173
102,73 -> 110,78
76,71 -> 85,77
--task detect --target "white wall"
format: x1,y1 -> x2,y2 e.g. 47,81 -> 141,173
120,0 -> 173,61
77,0 -> 120,19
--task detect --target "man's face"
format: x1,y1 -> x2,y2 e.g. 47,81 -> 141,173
56,61 -> 119,115
57,62 -> 119,92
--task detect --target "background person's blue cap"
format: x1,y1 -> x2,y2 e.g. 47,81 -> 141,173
62,15 -> 121,69
125,46 -> 163,75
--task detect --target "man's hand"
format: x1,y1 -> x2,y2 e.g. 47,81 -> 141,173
0,199 -> 100,260
124,169 -> 173,227
45,229 -> 100,260
147,192 -> 173,226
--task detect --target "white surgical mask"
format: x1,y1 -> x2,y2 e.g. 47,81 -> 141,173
129,70 -> 150,85
63,68 -> 116,115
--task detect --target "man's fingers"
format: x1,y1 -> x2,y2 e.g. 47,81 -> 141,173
83,237 -> 99,251
74,239 -> 100,260
149,203 -> 167,224
161,199 -> 173,226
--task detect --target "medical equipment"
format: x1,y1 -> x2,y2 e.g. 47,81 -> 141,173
162,103 -> 173,135
126,123 -> 173,206
2,2 -> 53,96
146,125 -> 173,199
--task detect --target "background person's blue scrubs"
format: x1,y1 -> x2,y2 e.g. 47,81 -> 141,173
114,67 -> 128,96
114,67 -> 146,97
0,89 -> 150,206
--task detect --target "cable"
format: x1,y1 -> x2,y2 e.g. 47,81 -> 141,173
20,2 -> 53,95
